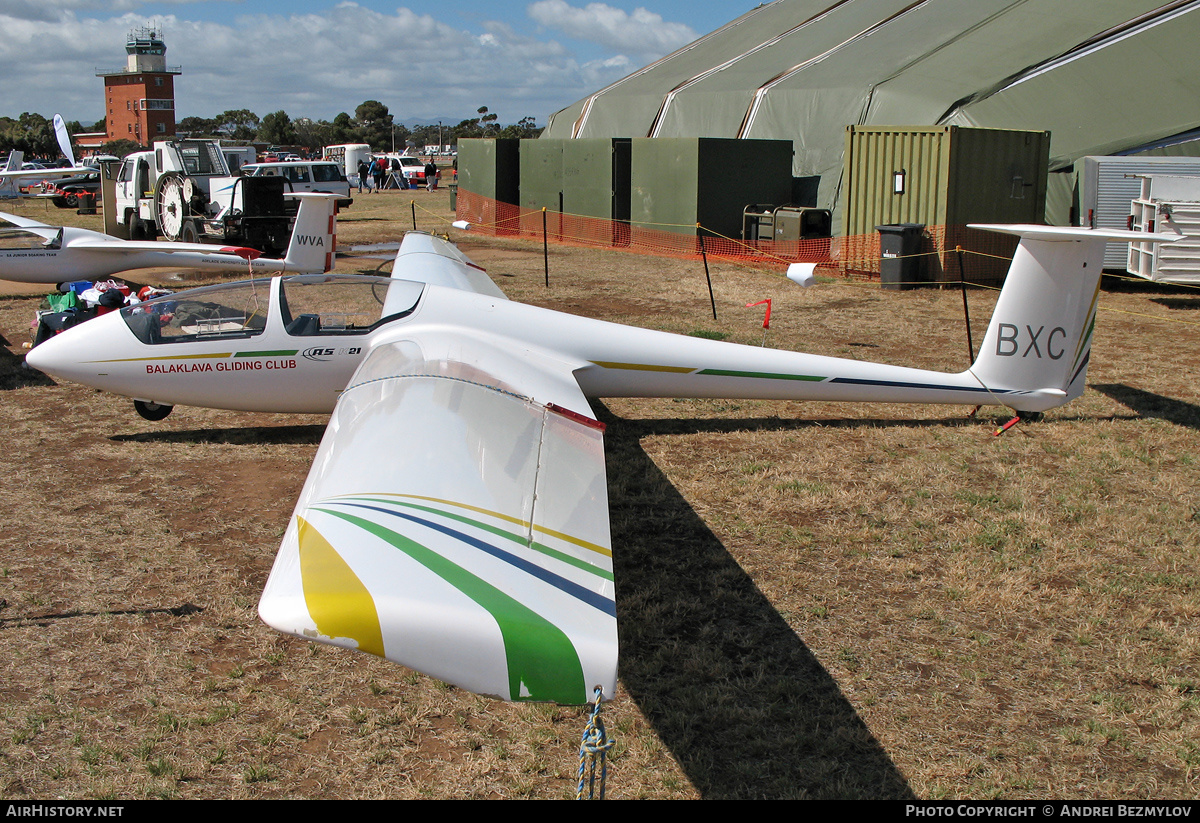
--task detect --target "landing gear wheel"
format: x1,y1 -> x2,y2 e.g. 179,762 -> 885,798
155,172 -> 188,241
1017,410 -> 1044,423
134,400 -> 173,421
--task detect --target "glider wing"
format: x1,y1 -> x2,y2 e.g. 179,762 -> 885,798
259,329 -> 616,704
389,232 -> 508,299
0,211 -> 52,229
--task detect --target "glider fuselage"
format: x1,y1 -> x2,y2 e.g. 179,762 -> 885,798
28,271 -> 1061,417
0,193 -> 339,284
0,227 -> 266,282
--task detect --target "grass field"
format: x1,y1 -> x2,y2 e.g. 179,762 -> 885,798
0,191 -> 1197,799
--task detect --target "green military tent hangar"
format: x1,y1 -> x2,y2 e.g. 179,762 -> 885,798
543,0 -> 1200,231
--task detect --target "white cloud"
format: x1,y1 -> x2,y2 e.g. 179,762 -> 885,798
527,0 -> 697,61
0,4 -> 637,124
0,0 -> 220,24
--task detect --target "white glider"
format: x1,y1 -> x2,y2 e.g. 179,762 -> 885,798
25,225 -> 1177,704
0,193 -> 340,283
0,151 -> 96,197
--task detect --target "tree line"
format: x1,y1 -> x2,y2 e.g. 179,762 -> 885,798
0,102 -> 542,160
0,112 -> 87,159
179,102 -> 541,152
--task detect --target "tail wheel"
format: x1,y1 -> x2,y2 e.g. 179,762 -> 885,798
133,400 -> 174,421
155,172 -> 188,241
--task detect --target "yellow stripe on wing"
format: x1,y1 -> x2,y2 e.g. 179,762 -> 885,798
297,515 -> 385,658
370,493 -> 613,560
590,360 -> 695,374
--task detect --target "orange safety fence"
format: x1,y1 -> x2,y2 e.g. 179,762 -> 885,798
456,189 -> 1018,287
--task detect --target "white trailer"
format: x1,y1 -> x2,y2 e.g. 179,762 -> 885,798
1078,155 -> 1200,268
221,144 -> 258,173
322,143 -> 372,183
1127,175 -> 1200,284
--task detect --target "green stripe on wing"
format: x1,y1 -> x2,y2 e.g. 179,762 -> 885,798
311,507 -> 587,704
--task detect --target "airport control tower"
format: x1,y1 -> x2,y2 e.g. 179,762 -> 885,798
96,26 -> 181,145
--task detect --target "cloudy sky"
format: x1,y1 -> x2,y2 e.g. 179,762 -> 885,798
0,0 -> 751,128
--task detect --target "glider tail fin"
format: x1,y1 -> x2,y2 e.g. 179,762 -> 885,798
967,225 -> 1177,412
282,194 -> 338,273
4,151 -> 22,173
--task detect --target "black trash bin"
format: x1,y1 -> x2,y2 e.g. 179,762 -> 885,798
876,223 -> 925,290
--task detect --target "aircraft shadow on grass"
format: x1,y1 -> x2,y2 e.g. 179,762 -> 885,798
117,407 -> 917,798
1149,296 -> 1200,311
1092,384 -> 1200,431
598,404 -> 914,799
109,424 -> 327,446
0,338 -> 53,390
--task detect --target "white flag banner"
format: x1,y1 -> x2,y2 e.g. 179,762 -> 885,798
52,114 -> 75,167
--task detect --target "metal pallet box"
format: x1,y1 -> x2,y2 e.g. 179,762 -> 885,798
1128,175 -> 1200,284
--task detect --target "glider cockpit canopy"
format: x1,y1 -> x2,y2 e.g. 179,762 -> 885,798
120,274 -> 426,345
0,226 -> 63,250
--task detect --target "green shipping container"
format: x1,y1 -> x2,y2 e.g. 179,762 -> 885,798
519,139 -> 564,213
457,138 -> 520,206
630,137 -> 793,240
519,138 -> 632,221
563,138 -> 631,223
842,125 -> 1050,283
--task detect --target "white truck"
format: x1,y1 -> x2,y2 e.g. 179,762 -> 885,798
113,139 -> 232,242
113,139 -> 301,256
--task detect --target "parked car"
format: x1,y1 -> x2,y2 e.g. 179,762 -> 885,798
393,155 -> 426,187
43,169 -> 101,208
231,160 -> 352,207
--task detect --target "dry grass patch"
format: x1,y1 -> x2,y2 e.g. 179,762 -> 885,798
0,194 -> 1197,797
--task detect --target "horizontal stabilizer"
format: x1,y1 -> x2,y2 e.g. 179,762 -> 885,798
968,223 -> 1182,244
967,223 -> 1181,410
